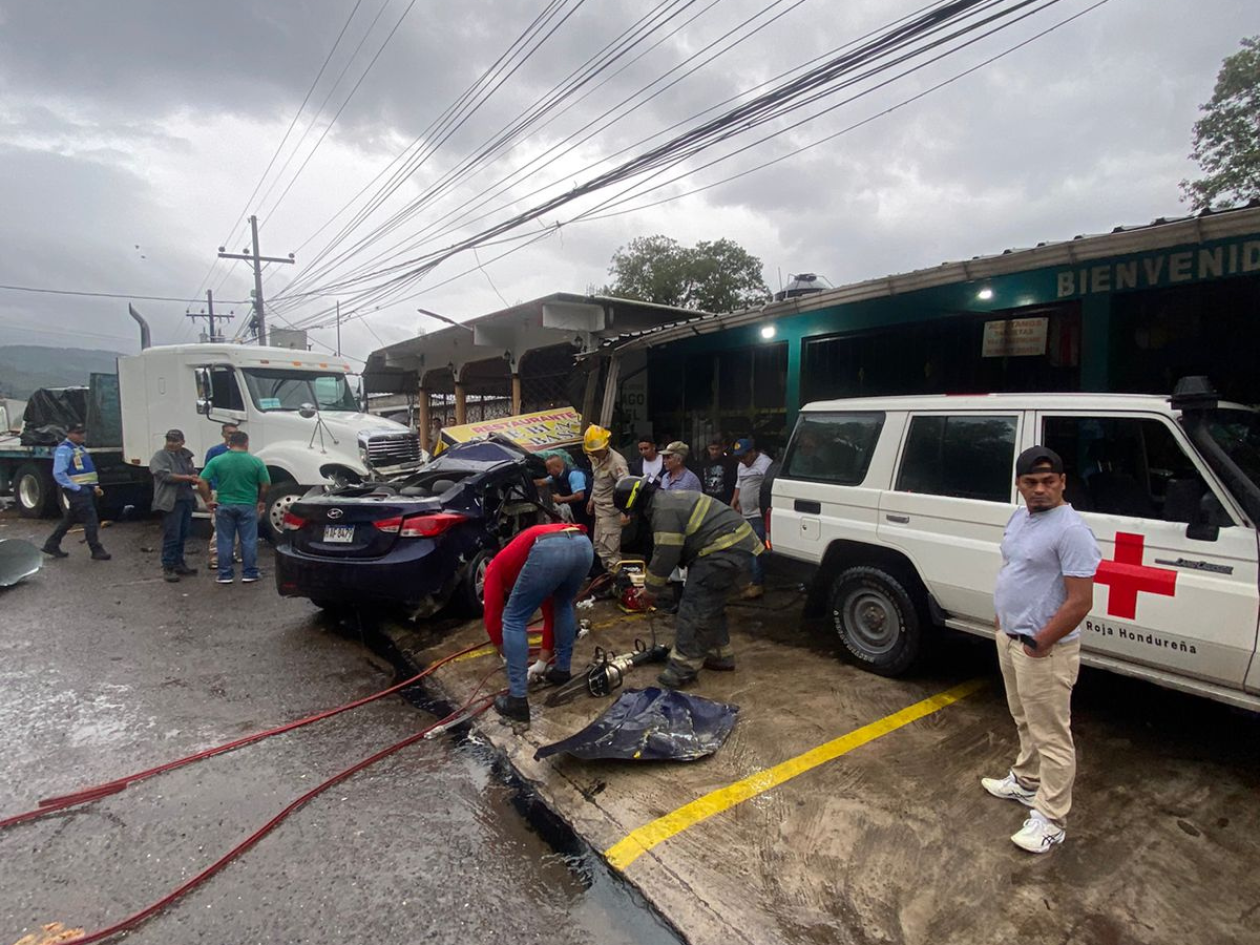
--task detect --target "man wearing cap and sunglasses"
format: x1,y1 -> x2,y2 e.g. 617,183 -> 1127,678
150,429 -> 199,582
42,423 -> 110,561
982,446 -> 1100,854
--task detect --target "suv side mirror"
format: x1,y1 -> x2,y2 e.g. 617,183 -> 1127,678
298,403 -> 318,419
1186,493 -> 1228,542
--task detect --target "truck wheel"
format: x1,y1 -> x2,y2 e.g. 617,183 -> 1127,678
263,483 -> 308,540
15,463 -> 57,519
456,548 -> 494,617
828,565 -> 924,676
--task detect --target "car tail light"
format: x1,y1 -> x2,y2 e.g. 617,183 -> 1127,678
763,508 -> 772,551
282,511 -> 308,531
373,516 -> 403,534
400,512 -> 468,538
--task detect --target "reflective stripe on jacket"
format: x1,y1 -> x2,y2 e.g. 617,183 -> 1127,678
52,440 -> 98,490
644,491 -> 763,588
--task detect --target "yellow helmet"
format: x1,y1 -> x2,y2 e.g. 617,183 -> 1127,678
582,424 -> 611,453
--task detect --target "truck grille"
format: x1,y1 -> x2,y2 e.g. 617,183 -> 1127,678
366,432 -> 421,468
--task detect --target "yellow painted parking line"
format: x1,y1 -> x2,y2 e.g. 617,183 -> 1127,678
604,677 -> 987,871
450,633 -> 542,663
449,612 -> 645,664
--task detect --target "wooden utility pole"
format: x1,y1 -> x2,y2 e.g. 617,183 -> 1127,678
217,215 -> 294,345
185,289 -> 232,341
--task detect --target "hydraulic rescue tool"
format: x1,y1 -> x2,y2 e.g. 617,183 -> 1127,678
544,639 -> 671,707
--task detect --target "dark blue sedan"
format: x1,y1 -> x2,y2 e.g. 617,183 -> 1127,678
275,437 -> 552,619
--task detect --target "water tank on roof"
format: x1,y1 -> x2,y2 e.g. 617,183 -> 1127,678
774,272 -> 833,302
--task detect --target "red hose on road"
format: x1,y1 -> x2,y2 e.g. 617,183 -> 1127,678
0,639 -> 488,830
57,688 -> 503,945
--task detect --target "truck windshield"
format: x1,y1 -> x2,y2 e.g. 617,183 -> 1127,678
1205,409 -> 1260,491
241,369 -> 358,412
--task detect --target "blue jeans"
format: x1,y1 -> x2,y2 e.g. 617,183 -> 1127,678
161,498 -> 195,568
502,533 -> 594,698
216,504 -> 260,579
747,514 -> 767,586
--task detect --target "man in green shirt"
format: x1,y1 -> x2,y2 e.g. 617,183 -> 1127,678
196,431 -> 271,584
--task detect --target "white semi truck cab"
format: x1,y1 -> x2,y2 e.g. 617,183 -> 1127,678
117,344 -> 424,533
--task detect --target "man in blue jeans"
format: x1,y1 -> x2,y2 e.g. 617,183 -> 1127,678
149,429 -> 199,582
490,524 -> 595,729
196,431 -> 271,584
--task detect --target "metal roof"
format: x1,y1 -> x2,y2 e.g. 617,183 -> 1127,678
606,201 -> 1260,353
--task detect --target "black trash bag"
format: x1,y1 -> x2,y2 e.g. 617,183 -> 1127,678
535,687 -> 738,763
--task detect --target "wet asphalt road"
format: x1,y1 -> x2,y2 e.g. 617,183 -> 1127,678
0,511 -> 678,945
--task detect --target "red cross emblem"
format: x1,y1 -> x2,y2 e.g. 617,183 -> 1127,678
1094,532 -> 1177,619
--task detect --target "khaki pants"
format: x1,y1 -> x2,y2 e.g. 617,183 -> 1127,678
996,633 -> 1081,828
592,512 -> 622,572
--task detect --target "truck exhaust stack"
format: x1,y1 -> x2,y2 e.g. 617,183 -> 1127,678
128,304 -> 151,350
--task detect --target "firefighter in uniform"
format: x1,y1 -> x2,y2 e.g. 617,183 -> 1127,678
583,424 -> 629,573
614,476 -> 763,688
42,423 -> 111,560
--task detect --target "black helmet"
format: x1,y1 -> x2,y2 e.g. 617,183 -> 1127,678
613,475 -> 655,514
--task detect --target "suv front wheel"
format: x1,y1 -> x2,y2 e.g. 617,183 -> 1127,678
828,565 -> 923,676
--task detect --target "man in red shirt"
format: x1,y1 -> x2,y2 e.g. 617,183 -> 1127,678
484,523 -> 594,728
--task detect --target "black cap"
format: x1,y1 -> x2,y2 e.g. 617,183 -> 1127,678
1016,446 -> 1064,477
67,423 -> 86,434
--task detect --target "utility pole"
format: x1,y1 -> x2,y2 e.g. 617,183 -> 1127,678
217,215 -> 294,346
335,299 -> 341,356
185,289 -> 232,341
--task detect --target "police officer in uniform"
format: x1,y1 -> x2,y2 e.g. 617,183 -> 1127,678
614,475 -> 763,688
42,423 -> 110,560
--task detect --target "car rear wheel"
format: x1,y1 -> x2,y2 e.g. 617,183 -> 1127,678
828,565 -> 924,676
456,548 -> 494,616
15,463 -> 57,519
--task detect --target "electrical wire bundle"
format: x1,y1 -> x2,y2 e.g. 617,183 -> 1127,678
257,0 -> 1103,339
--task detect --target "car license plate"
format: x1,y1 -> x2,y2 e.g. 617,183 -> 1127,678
323,525 -> 355,543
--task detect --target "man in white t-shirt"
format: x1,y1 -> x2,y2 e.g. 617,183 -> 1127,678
630,434 -> 664,483
730,437 -> 772,599
981,446 -> 1100,855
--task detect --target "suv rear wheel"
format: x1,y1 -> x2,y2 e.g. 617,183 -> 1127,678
828,565 -> 923,676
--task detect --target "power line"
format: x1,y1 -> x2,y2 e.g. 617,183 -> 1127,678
282,0 -> 1041,307
0,283 -> 251,304
277,0 -> 593,303
258,0 -> 422,226
182,0 -> 368,332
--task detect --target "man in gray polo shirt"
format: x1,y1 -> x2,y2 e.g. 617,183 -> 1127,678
981,446 -> 1100,854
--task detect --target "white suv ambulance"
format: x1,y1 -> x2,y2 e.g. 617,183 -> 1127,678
769,378 -> 1260,711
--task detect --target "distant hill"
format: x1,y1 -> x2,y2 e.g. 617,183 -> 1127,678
0,345 -> 126,398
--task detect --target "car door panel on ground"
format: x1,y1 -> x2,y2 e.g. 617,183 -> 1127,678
1039,411 -> 1260,687
877,413 -> 1022,621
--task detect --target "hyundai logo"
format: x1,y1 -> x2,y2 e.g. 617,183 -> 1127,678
327,508 -> 344,520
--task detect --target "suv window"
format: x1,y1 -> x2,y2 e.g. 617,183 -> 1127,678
782,412 -> 884,485
1042,416 -> 1213,522
896,415 -> 1018,503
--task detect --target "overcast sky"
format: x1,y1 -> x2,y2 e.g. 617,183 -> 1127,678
0,0 -> 1256,363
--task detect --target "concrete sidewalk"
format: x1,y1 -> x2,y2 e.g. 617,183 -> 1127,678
383,587 -> 1260,945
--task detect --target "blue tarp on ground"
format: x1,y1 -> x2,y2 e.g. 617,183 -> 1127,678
535,687 -> 738,763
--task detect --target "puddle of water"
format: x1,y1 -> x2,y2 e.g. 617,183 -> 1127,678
332,609 -> 684,945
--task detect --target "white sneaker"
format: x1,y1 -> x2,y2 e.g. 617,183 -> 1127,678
1011,812 -> 1065,853
981,770 -> 1036,807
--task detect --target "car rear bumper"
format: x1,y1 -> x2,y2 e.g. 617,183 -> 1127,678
274,537 -> 458,604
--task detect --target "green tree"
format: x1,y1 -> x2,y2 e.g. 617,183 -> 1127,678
1181,35 -> 1260,210
604,235 -> 770,313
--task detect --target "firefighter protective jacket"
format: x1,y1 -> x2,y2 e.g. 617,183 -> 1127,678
644,491 -> 764,588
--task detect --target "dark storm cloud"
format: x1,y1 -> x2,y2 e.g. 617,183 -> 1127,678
0,0 -> 1257,355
